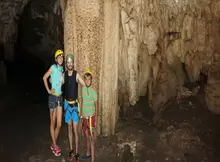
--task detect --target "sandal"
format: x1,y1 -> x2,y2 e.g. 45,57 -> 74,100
75,153 -> 80,161
50,144 -> 61,156
67,149 -> 74,161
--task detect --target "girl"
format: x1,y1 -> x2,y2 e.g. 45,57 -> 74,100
43,49 -> 64,156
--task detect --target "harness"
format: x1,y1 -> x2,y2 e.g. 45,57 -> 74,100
82,116 -> 95,139
64,98 -> 95,140
64,99 -> 79,118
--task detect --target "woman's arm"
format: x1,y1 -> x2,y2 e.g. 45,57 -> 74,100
43,67 -> 53,94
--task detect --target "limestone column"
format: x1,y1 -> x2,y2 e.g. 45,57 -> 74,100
63,0 -> 119,136
99,0 -> 119,136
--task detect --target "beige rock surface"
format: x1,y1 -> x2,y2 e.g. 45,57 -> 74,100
60,0 -> 220,135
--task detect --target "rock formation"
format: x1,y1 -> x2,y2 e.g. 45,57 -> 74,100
17,0 -> 63,66
61,0 -> 220,136
1,0 -> 220,136
0,0 -> 63,73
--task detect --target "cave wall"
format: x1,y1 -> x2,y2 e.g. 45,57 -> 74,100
118,0 -> 220,115
0,0 -> 64,84
62,0 -> 220,136
0,0 -> 29,61
18,0 -> 64,67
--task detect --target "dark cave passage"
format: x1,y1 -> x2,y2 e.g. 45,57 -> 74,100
0,1 -> 64,161
3,0 -> 64,98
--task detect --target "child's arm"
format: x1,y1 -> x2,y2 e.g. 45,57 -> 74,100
95,97 -> 99,123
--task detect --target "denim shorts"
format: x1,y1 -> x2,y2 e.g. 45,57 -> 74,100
48,94 -> 63,111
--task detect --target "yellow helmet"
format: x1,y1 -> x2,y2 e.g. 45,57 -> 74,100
84,69 -> 92,75
54,49 -> 64,58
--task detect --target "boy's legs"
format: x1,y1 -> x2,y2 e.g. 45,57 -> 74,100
82,116 -> 96,159
85,129 -> 91,156
90,136 -> 95,162
90,116 -> 96,162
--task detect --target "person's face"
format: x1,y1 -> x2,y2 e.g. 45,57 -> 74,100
56,54 -> 63,65
85,76 -> 92,87
66,58 -> 74,70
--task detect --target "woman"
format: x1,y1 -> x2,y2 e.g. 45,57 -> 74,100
43,49 -> 64,156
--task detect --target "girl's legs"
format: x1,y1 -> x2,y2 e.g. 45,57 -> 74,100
55,105 -> 62,141
50,109 -> 56,146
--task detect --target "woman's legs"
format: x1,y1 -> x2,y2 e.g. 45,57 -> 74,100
55,105 -> 62,141
50,109 -> 57,146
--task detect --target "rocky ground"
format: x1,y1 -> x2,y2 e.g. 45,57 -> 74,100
1,78 -> 220,162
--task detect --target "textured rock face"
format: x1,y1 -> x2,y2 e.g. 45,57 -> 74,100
62,0 -> 220,136
0,0 -> 63,67
118,0 -> 220,114
18,0 -> 63,65
0,0 -> 28,61
62,0 -> 119,136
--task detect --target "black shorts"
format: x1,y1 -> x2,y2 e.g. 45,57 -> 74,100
48,94 -> 63,111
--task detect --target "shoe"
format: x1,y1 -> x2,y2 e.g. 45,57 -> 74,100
50,144 -> 61,156
67,149 -> 74,161
75,153 -> 80,161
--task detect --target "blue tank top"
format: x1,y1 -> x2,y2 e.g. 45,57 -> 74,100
50,64 -> 63,95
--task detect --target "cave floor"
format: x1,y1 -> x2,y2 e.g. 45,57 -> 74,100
1,82 -> 220,162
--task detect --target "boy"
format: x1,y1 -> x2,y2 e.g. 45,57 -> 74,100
80,69 -> 98,162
